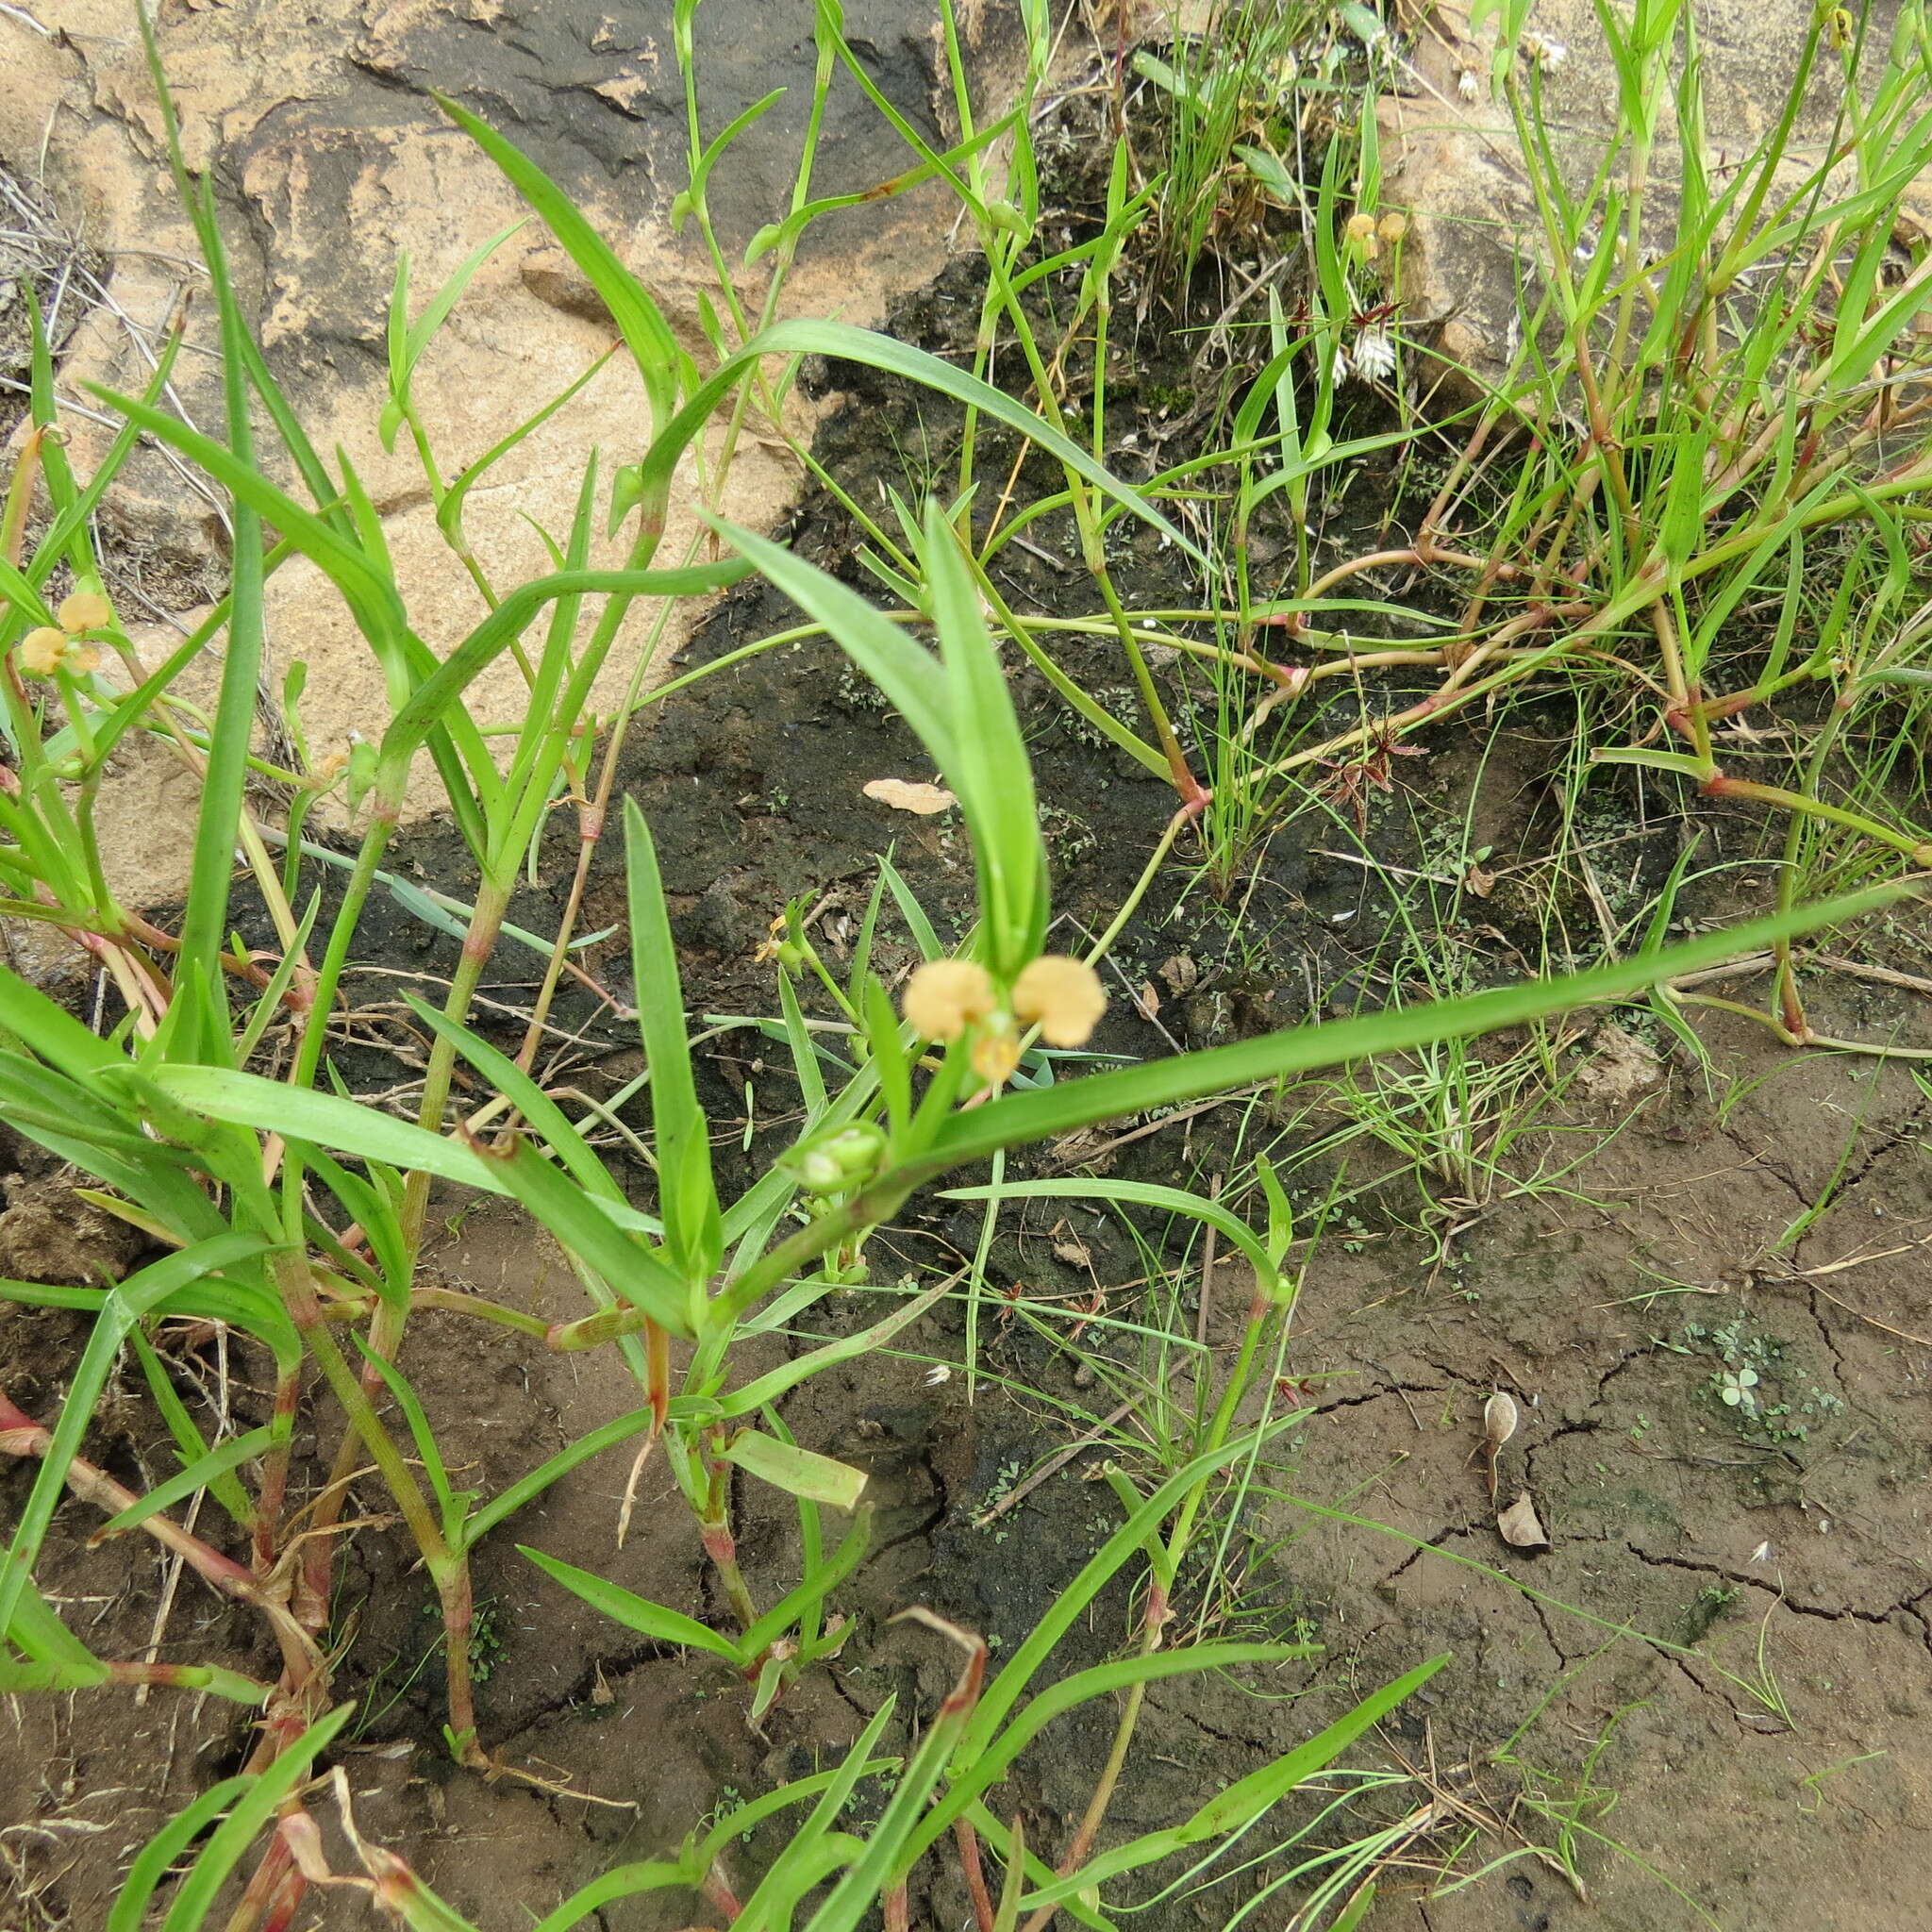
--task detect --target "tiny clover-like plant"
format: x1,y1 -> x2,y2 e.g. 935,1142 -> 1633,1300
1718,1366 -> 1761,1414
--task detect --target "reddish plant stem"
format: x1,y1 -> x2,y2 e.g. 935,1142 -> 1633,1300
955,1819 -> 998,1932
702,1867 -> 745,1921
0,1389 -> 323,1689
253,1364 -> 303,1581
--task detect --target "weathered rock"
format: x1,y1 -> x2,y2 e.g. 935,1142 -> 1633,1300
0,0 -> 1022,950
1380,0 -> 1926,401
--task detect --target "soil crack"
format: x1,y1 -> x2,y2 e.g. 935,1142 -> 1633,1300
1621,1542 -> 1901,1625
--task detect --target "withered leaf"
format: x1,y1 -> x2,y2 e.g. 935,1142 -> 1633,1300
862,778 -> 957,816
1497,1491 -> 1550,1549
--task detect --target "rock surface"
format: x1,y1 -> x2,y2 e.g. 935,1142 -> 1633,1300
0,0 -> 1022,930
1380,0 -> 1924,399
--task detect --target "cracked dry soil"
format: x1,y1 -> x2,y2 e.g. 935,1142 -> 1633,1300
7,272 -> 1932,1932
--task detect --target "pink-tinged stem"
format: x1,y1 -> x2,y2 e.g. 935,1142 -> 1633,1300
0,1389 -> 324,1689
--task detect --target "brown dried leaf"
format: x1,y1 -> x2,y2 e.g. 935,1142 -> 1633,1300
1462,862 -> 1497,899
1483,1391 -> 1519,1448
1497,1491 -> 1549,1549
862,778 -> 957,816
1135,980 -> 1161,1021
1158,954 -> 1199,994
1054,1240 -> 1093,1269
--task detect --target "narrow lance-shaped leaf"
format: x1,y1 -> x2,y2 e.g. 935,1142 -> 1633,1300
918,500 -> 1048,977
924,886 -> 1903,1169
518,1546 -> 744,1664
152,1705 -> 356,1932
92,1427 -> 273,1546
1019,1655 -> 1447,1908
723,1429 -> 868,1511
0,1231 -> 271,1641
666,321 -> 1202,562
625,799 -> 723,1291
436,93 -> 688,434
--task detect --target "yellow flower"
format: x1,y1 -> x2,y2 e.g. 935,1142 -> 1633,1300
68,644 -> 102,675
1376,211 -> 1408,245
970,1024 -> 1023,1088
19,627 -> 70,676
1011,955 -> 1107,1047
1344,211 -> 1380,259
902,958 -> 996,1041
56,591 -> 112,633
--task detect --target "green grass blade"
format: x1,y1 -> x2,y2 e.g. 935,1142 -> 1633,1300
93,1425 -> 272,1546
801,1627 -> 984,1932
404,996 -> 625,1202
943,1179 -> 1278,1299
959,1424 -> 1291,1758
919,500 -> 1047,975
108,1777 -> 255,1932
709,517 -> 957,768
84,384 -> 405,653
355,1340 -> 462,1543
3,1552 -> 103,1673
1023,1656 -> 1447,1907
730,1712 -> 896,1930
474,1130 -> 694,1334
178,391 -> 262,1014
625,798 -> 723,1287
924,886 -> 1904,1168
527,1863 -> 692,1932
903,1641 -> 1311,1870
149,1066 -> 509,1192
0,1232 -> 270,1641
674,320 -> 1202,562
156,1705 -> 355,1932
435,94 -> 688,432
381,561 -> 747,777
462,1407 -> 654,1551
738,1505 -> 873,1659
716,1276 -> 953,1417
723,1429 -> 868,1510
518,1546 -> 743,1663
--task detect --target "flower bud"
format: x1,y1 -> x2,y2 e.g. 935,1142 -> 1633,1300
792,1124 -> 886,1194
986,198 -> 1032,240
799,1149 -> 846,1191
969,1024 -> 1023,1088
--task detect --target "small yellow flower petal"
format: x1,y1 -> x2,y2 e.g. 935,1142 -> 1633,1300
1011,955 -> 1108,1047
969,1024 -> 1022,1088
67,645 -> 103,675
901,958 -> 996,1042
56,591 -> 112,633
19,627 -> 69,676
1344,211 -> 1377,243
1376,211 -> 1408,244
